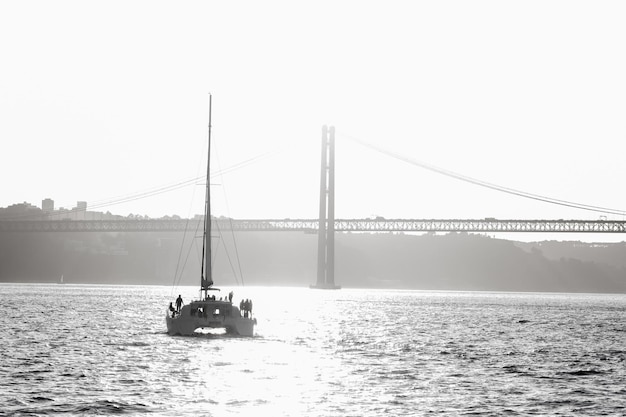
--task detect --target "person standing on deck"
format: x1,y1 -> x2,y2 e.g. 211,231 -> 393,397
175,294 -> 183,312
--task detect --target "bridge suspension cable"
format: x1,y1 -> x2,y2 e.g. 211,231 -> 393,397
86,152 -> 276,212
341,133 -> 626,217
2,152 -> 276,221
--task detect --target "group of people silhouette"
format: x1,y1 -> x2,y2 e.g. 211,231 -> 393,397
203,291 -> 234,303
240,299 -> 253,318
168,294 -> 184,318
168,293 -> 253,319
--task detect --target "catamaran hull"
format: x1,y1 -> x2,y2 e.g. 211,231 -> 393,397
166,304 -> 256,337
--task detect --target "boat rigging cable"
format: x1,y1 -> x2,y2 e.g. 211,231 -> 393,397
200,93 -> 213,291
213,143 -> 246,286
171,95 -> 245,291
170,217 -> 204,296
212,220 -> 244,287
341,132 -> 626,217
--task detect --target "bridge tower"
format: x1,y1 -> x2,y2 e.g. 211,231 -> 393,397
311,125 -> 341,289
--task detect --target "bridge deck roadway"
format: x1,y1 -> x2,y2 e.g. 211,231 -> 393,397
1,219 -> 626,233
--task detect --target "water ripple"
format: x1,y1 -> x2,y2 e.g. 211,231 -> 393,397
0,285 -> 625,416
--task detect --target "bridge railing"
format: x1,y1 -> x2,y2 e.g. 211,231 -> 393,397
1,218 -> 626,233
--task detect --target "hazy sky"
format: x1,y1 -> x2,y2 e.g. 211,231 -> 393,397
2,1 -> 626,228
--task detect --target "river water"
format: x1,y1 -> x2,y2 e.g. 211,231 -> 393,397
1,284 -> 625,416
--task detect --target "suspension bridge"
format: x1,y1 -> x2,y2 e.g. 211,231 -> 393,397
1,126 -> 624,288
2,217 -> 626,234
3,126 -> 623,234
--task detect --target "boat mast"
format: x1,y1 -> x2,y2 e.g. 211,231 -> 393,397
201,94 -> 213,299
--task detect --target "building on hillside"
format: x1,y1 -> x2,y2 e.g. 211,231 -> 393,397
42,198 -> 54,214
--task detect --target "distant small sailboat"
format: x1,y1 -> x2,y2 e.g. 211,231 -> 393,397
59,274 -> 65,284
165,95 -> 256,337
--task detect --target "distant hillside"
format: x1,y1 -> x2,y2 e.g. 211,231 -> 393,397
516,240 -> 626,269
1,231 -> 625,293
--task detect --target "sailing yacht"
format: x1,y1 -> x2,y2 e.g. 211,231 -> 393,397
165,96 -> 256,337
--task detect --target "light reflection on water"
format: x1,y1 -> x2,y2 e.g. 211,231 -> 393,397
1,284 -> 625,416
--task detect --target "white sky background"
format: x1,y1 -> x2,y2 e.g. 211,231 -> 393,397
1,1 -> 626,235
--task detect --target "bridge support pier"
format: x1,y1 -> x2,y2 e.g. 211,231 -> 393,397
311,125 -> 341,290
